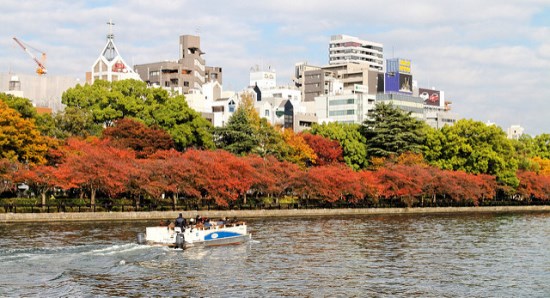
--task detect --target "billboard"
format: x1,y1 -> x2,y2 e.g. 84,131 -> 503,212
419,88 -> 441,106
384,72 -> 399,93
399,59 -> 411,74
399,74 -> 412,94
386,58 -> 411,74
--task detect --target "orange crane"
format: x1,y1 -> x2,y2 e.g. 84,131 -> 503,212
13,37 -> 47,75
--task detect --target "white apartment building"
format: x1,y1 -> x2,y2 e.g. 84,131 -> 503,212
305,88 -> 376,125
507,125 -> 524,140
329,35 -> 384,71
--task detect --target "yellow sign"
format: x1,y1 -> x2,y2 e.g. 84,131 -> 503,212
399,59 -> 411,74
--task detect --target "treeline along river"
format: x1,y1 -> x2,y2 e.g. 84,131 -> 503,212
1,212 -> 549,297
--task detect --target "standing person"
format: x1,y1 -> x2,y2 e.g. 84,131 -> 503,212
175,213 -> 186,230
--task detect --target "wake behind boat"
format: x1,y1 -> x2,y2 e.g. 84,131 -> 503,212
137,215 -> 250,249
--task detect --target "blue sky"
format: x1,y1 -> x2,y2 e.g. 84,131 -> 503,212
2,0 -> 550,135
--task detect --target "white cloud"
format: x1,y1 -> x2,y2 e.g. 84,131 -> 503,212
1,0 -> 550,134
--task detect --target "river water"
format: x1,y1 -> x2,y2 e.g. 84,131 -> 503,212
1,212 -> 549,297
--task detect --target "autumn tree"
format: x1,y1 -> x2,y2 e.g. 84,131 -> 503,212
0,100 -> 50,165
281,129 -> 317,168
182,149 -> 259,206
300,133 -> 343,166
102,118 -> 174,158
55,138 -> 137,208
516,171 -> 550,201
0,159 -> 19,195
14,165 -> 57,206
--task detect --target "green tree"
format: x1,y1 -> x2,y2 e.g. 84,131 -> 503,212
0,93 -> 38,119
361,102 -> 426,158
511,134 -> 538,171
309,122 -> 367,170
533,134 -> 550,159
62,79 -> 213,149
52,106 -> 103,138
426,119 -> 519,188
214,93 -> 289,158
146,95 -> 214,150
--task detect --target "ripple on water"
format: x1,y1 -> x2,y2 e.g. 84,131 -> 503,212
0,213 -> 549,297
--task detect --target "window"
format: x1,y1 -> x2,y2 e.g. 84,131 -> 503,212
184,81 -> 189,87
149,70 -> 159,76
265,110 -> 270,117
329,98 -> 355,106
329,109 -> 355,116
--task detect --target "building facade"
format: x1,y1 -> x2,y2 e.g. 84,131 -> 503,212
134,35 -> 222,93
329,34 -> 384,71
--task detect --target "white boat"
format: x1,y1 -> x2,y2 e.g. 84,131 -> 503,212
137,220 -> 250,249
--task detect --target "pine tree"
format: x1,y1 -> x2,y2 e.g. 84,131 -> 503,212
361,102 -> 426,158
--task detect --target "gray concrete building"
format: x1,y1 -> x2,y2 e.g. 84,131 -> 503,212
134,35 -> 222,93
0,73 -> 80,112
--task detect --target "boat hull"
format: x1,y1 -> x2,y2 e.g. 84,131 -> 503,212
142,222 -> 249,248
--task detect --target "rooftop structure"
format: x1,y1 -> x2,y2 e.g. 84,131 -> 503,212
89,20 -> 141,83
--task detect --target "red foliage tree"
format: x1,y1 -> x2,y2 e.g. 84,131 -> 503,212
516,171 -> 550,201
14,164 -> 57,206
300,133 -> 344,166
0,159 -> 19,195
182,150 -> 259,207
55,138 -> 138,208
296,165 -> 364,204
102,118 -> 174,158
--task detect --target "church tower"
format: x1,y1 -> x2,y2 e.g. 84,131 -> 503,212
89,20 -> 141,83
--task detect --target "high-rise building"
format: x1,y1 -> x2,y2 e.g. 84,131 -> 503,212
134,35 -> 222,94
328,35 -> 384,71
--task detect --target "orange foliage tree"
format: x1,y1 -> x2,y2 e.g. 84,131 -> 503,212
516,171 -> 550,201
14,165 -> 57,206
55,138 -> 137,208
300,133 -> 344,166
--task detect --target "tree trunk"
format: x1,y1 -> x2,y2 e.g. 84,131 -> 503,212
41,192 -> 47,208
243,193 -> 247,205
90,188 -> 96,211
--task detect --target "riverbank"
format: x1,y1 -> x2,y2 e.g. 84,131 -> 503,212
1,205 -> 550,223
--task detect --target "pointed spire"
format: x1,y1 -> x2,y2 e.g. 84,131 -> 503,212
107,19 -> 115,40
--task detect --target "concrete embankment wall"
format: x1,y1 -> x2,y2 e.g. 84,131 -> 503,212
1,206 -> 549,223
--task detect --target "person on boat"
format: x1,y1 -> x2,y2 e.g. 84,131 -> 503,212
195,215 -> 203,224
175,213 -> 186,230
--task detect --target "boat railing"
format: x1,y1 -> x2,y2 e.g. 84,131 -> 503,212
192,221 -> 246,231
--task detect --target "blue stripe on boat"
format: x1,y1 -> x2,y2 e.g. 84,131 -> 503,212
204,231 -> 242,241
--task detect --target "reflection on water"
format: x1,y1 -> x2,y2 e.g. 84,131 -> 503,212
0,213 -> 549,297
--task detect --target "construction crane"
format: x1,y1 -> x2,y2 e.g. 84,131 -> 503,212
12,37 -> 47,75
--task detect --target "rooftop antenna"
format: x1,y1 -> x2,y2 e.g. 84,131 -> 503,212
107,19 -> 115,40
